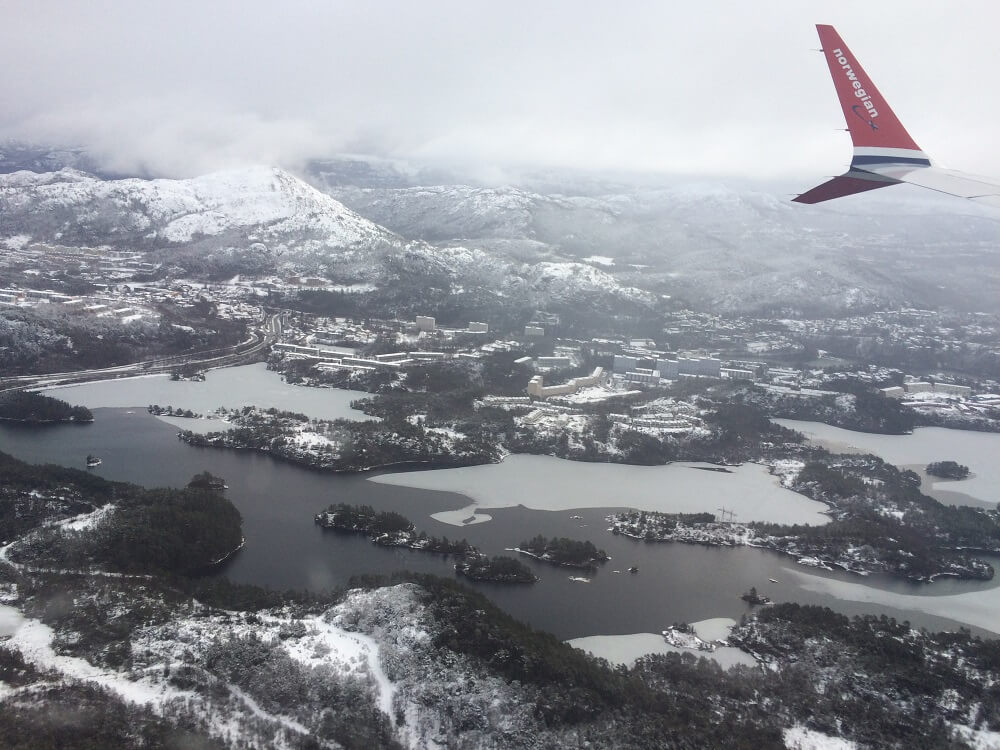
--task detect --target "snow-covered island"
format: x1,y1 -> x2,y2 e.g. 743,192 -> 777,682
512,535 -> 610,570
607,507 -> 996,583
661,623 -> 722,652
313,503 -> 538,585
314,503 -> 473,555
178,405 -> 500,472
454,554 -> 538,584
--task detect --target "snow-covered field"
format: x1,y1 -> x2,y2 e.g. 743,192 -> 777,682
567,618 -> 756,669
783,725 -> 858,749
788,566 -> 1000,636
42,362 -> 375,422
373,454 -> 830,527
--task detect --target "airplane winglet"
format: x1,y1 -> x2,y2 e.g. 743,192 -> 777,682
795,25 -> 1000,208
792,172 -> 898,204
815,24 -> 926,158
796,25 -> 930,204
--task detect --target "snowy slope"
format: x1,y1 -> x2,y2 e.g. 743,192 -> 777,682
329,184 -> 542,242
0,166 -> 652,305
0,166 -> 399,252
325,178 -> 1000,314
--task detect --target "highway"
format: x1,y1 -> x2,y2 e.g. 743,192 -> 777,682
0,313 -> 286,394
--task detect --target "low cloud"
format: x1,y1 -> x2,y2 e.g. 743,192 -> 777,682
3,1 -> 998,179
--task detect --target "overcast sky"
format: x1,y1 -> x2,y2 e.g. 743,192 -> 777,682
2,1 -> 999,182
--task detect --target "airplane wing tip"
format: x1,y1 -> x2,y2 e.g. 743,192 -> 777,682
793,173 -> 898,205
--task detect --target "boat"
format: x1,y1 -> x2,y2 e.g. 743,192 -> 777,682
628,566 -> 639,573
768,578 -> 779,583
86,454 -> 102,467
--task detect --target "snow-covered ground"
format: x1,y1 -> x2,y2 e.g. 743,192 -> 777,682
950,723 -> 1000,750
59,504 -> 115,532
3,604 -> 199,712
551,385 -> 626,404
376,455 -> 829,527
783,725 -> 858,749
0,602 -> 24,637
0,587 -> 438,749
568,618 -> 756,669
290,430 -> 340,449
788,566 -> 1000,636
0,166 -> 398,252
427,509 -> 494,526
153,414 -> 228,434
42,363 -> 375,422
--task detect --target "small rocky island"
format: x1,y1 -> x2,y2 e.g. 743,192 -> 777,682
662,623 -> 719,652
148,404 -> 204,418
926,460 -> 971,480
314,503 -> 472,554
515,535 -> 610,569
455,554 -> 538,584
314,503 -> 537,583
741,587 -> 773,606
187,471 -> 228,491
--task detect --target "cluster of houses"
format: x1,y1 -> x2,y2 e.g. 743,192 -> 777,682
0,286 -> 153,324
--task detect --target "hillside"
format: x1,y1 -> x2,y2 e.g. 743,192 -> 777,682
4,156 -> 1000,314
0,166 -> 399,257
322,176 -> 1000,315
0,165 -> 652,307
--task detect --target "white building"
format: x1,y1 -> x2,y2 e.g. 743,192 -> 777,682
526,367 -> 604,399
408,351 -> 448,360
932,383 -> 972,397
678,357 -> 721,378
536,356 -> 572,368
624,371 -> 659,386
721,368 -> 756,381
614,354 -> 640,374
655,358 -> 679,379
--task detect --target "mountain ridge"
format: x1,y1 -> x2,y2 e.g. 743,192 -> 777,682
3,159 -> 999,314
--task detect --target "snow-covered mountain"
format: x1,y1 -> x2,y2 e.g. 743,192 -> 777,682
324,179 -> 1000,314
329,184 -> 541,243
4,158 -> 998,313
0,165 -> 650,305
0,166 -> 399,253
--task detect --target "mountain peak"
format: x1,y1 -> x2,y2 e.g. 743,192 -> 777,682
0,165 -> 400,252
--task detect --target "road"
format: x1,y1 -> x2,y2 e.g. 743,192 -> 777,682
0,313 -> 286,394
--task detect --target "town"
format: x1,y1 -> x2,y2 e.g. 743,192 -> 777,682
5,238 -> 999,440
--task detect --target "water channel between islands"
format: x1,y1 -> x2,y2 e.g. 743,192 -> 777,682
0,366 -> 994,656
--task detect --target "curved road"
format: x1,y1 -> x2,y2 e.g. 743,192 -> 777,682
0,313 -> 286,394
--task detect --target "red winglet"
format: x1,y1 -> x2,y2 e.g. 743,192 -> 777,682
792,174 -> 896,204
816,24 -> 922,151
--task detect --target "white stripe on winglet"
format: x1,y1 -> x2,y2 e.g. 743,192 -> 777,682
853,146 -> 930,159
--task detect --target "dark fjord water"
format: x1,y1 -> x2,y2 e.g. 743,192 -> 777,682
3,408 -> 998,640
